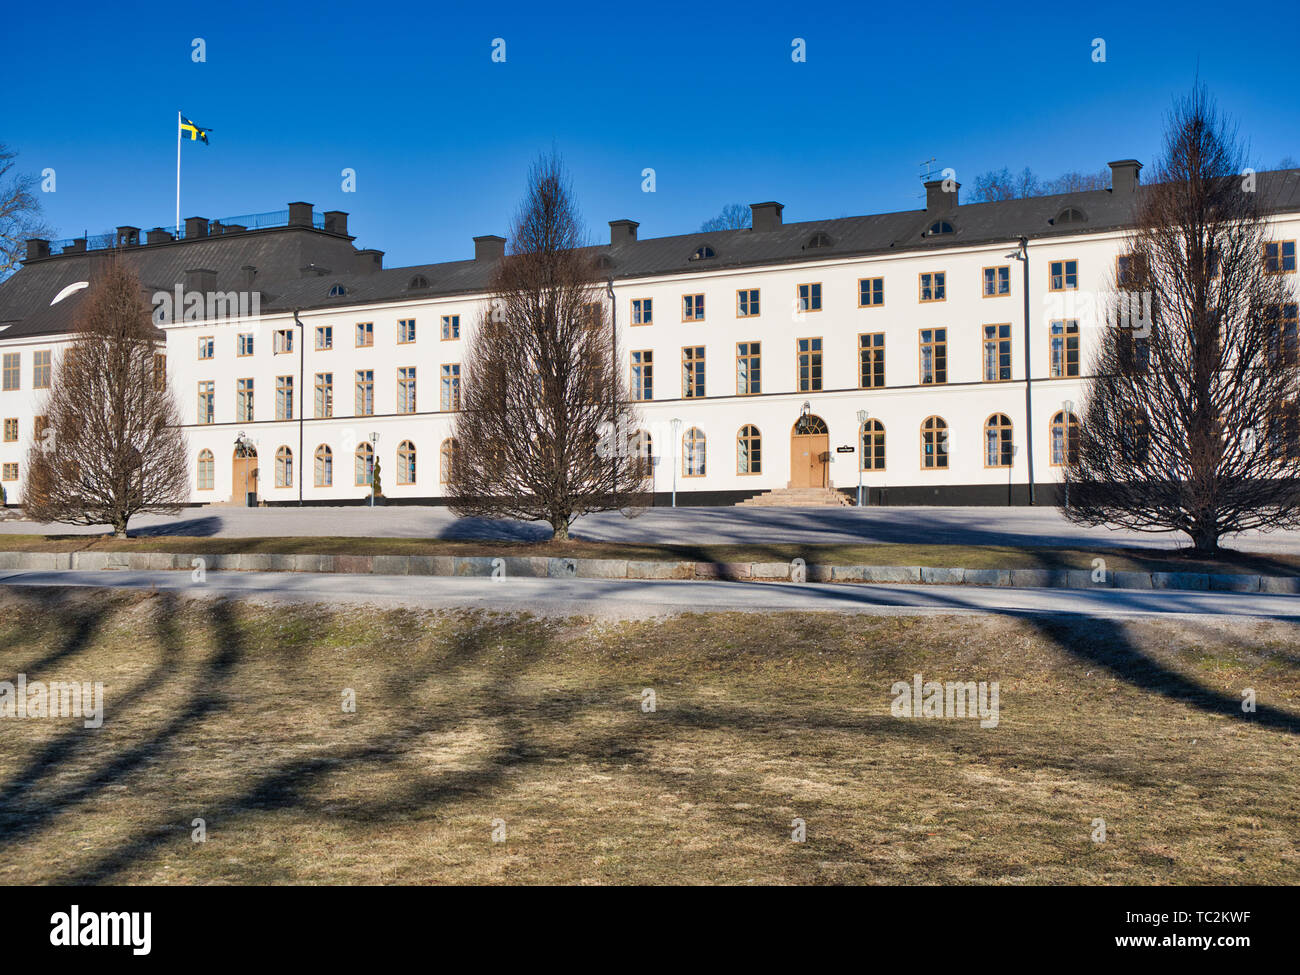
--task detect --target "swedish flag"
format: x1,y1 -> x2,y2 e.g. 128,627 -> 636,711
180,115 -> 211,144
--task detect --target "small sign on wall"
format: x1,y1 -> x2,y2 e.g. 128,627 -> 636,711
835,445 -> 855,454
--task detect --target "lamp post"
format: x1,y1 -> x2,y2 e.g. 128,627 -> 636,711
1062,399 -> 1074,510
855,408 -> 868,507
1006,237 -> 1035,504
670,417 -> 682,508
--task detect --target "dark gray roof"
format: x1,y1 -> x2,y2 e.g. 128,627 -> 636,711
4,169 -> 1298,337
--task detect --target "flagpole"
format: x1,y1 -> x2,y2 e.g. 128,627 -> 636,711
175,111 -> 182,233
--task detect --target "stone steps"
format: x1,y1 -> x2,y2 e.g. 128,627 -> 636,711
737,487 -> 854,507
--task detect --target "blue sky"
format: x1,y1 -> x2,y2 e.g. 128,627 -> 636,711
8,0 -> 1299,269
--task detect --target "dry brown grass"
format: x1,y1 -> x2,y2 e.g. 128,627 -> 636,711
0,589 -> 1297,885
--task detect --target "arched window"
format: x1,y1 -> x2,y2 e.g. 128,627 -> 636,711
1050,411 -> 1080,466
197,449 -> 214,490
683,427 -> 706,477
984,414 -> 1013,468
314,445 -> 333,487
927,220 -> 955,236
630,430 -> 653,478
328,283 -> 346,297
737,425 -> 762,474
1055,207 -> 1086,225
689,245 -> 716,261
440,438 -> 457,484
860,420 -> 885,471
355,442 -> 374,487
408,274 -> 430,289
397,440 -> 416,485
275,446 -> 293,487
921,416 -> 948,469
807,232 -> 834,249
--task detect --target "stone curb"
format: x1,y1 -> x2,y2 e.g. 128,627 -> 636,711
0,551 -> 1291,595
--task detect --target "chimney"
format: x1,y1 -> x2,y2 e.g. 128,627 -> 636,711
184,268 -> 217,295
1109,159 -> 1142,195
146,228 -> 174,245
64,238 -> 87,254
749,201 -> 783,232
474,235 -> 506,262
609,219 -> 639,245
925,179 -> 959,211
287,202 -> 314,227
222,223 -> 246,234
355,249 -> 384,274
184,216 -> 209,239
323,211 -> 349,236
116,226 -> 140,247
240,266 -> 257,289
25,239 -> 51,261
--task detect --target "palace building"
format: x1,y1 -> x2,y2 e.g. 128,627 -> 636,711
2,161 -> 1298,507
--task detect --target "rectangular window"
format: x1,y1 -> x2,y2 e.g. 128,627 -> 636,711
237,333 -> 254,357
630,350 -> 653,401
683,294 -> 705,322
315,326 -> 333,350
236,378 -> 254,422
2,418 -> 16,442
920,328 -> 947,384
197,381 -> 214,424
356,321 -> 374,347
797,283 -> 822,312
983,266 -> 1010,297
797,337 -> 823,391
1049,259 -> 1079,291
274,329 -> 294,354
858,332 -> 885,388
33,350 -> 51,389
682,346 -> 705,398
859,277 -> 884,307
1265,240 -> 1297,274
1267,303 -> 1300,365
440,315 -> 460,340
398,366 -> 417,413
198,336 -> 214,359
154,353 -> 166,391
398,319 -> 417,344
982,324 -> 1012,381
1050,320 -> 1081,377
631,299 -> 652,326
2,353 -> 19,391
1116,254 -> 1141,288
737,289 -> 760,318
276,375 -> 294,420
355,370 -> 374,416
314,373 -> 333,418
736,342 -> 761,395
919,272 -> 946,302
1,463 -> 16,482
441,364 -> 461,411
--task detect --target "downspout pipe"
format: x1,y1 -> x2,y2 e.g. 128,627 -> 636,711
293,309 -> 305,506
1020,236 -> 1036,505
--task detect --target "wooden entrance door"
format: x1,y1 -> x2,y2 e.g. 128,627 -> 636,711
231,450 -> 259,505
789,415 -> 829,488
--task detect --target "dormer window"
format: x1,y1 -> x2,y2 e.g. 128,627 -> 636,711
594,255 -> 614,270
328,283 -> 347,297
689,245 -> 716,261
926,221 -> 955,236
1055,208 -> 1087,225
408,274 -> 430,289
807,232 -> 834,249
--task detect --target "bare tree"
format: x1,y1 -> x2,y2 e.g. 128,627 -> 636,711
0,143 -> 53,281
448,154 -> 648,540
1062,87 -> 1300,553
700,203 -> 751,232
23,259 -> 189,536
966,165 -> 1111,203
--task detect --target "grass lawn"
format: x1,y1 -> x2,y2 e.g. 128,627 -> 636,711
1,533 -> 1297,576
1,589 -> 1297,884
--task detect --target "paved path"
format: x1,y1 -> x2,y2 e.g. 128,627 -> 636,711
3,569 -> 1299,621
3,505 -> 1300,554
